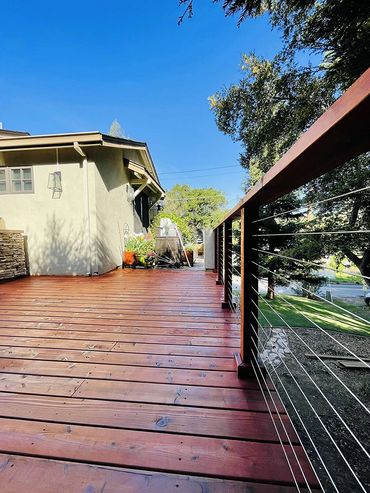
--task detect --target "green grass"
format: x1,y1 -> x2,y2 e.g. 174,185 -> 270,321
259,294 -> 370,336
331,272 -> 363,284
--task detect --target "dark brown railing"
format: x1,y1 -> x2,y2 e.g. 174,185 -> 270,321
214,67 -> 370,375
213,68 -> 370,493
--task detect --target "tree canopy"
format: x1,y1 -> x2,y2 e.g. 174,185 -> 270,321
179,0 -> 370,291
179,0 -> 370,88
152,184 -> 227,243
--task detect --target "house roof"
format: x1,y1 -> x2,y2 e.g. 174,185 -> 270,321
0,129 -> 30,138
0,131 -> 163,195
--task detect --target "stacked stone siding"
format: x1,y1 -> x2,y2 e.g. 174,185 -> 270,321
0,230 -> 27,280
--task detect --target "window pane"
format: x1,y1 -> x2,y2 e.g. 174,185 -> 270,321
23,180 -> 32,191
12,180 -> 22,192
22,168 -> 32,180
11,169 -> 21,179
0,169 -> 5,179
0,182 -> 6,192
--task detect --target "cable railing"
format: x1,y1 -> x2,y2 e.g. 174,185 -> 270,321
212,68 -> 370,492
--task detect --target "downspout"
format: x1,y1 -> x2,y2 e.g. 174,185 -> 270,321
74,142 -> 93,276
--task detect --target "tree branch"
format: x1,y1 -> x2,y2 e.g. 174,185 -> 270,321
178,0 -> 193,25
342,247 -> 361,268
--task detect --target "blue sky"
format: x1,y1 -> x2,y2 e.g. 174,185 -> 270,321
0,1 -> 282,206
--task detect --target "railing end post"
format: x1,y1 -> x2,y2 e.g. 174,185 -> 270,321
234,352 -> 266,379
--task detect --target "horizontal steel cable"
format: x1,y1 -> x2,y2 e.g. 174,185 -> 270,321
253,186 -> 370,224
250,317 -> 344,493
253,230 -> 370,237
256,282 -> 370,370
253,248 -> 370,282
252,283 -> 370,420
252,262 -> 370,328
251,296 -> 369,491
248,350 -> 307,491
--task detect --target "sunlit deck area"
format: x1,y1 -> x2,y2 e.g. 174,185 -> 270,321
0,268 -> 319,492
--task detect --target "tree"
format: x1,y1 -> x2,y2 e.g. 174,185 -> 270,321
209,54 -> 335,176
179,0 -> 370,88
109,119 -> 126,138
307,155 -> 370,286
207,35 -> 369,293
210,55 -> 335,296
153,184 -> 227,243
180,0 -> 369,291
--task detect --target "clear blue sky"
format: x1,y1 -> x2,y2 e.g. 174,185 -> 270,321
0,0 -> 282,207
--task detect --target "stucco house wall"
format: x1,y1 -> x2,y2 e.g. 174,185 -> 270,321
0,132 -> 164,276
92,148 -> 132,275
0,150 -> 91,275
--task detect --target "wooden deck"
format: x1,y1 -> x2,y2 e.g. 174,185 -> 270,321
0,268 -> 320,492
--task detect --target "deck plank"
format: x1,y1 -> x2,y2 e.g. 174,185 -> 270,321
0,417 -> 318,485
0,269 -> 320,490
0,454 -> 318,493
0,392 -> 297,442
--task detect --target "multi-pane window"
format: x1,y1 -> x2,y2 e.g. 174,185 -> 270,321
0,167 -> 34,194
0,169 -> 7,193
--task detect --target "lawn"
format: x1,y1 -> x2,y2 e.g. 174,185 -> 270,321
258,294 -> 370,336
331,272 -> 363,284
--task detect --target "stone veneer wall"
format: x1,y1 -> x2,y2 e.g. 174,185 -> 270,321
0,230 -> 27,280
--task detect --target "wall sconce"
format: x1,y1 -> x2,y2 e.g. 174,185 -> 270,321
48,171 -> 62,198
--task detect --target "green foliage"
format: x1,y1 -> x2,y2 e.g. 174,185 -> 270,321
210,54 -> 335,178
306,154 -> 370,285
125,235 -> 155,256
154,185 -> 227,242
182,0 -> 370,289
209,49 -> 369,293
124,235 -> 156,267
151,212 -> 193,243
181,0 -> 370,88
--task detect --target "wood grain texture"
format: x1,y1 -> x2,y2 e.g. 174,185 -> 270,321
0,417 -> 318,485
0,268 -> 320,490
0,454 -> 319,493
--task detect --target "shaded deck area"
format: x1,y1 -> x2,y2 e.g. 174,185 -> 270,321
0,269 -> 319,492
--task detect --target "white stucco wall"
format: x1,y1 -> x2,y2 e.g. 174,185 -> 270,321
0,145 -> 154,276
0,153 -> 92,275
92,148 -> 134,274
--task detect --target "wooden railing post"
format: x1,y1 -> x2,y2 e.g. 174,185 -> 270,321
213,228 -> 218,273
222,220 -> 233,309
216,225 -> 224,285
235,206 -> 259,377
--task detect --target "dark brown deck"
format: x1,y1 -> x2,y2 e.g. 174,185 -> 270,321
0,268 -> 319,492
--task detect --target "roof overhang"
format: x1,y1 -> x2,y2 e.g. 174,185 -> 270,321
125,159 -> 165,197
0,131 -> 162,187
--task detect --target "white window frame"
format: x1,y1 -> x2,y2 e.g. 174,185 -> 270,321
0,166 -> 34,194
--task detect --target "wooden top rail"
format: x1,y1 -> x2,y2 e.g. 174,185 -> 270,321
216,67 -> 370,226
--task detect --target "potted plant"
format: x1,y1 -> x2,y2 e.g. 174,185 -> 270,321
123,235 -> 156,268
181,244 -> 195,266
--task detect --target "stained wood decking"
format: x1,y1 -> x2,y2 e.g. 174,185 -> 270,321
0,268 -> 320,492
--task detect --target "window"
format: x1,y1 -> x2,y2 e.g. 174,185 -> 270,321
0,167 -> 34,194
0,169 -> 6,193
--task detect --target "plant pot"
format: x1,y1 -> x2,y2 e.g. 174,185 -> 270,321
123,251 -> 136,267
182,250 -> 194,266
